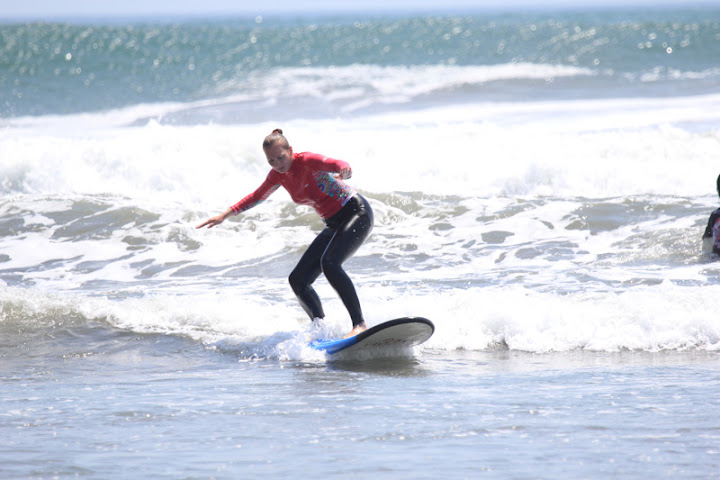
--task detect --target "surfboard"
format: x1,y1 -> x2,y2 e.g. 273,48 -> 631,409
309,317 -> 434,355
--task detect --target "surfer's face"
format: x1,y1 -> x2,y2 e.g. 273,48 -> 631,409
265,143 -> 293,173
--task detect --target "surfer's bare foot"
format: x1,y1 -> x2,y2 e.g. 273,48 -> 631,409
343,322 -> 367,338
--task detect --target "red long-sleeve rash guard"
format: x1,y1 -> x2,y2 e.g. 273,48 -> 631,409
230,152 -> 356,220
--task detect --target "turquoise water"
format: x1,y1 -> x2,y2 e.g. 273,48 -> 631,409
2,9 -> 719,116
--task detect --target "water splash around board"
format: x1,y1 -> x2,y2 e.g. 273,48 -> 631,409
309,317 -> 435,356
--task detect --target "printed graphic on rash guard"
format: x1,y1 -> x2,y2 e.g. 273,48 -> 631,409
713,218 -> 720,251
313,172 -> 354,203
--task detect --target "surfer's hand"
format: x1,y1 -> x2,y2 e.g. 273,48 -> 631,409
196,214 -> 226,229
338,167 -> 352,180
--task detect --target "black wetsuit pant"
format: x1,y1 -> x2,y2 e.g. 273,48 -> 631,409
289,194 -> 374,327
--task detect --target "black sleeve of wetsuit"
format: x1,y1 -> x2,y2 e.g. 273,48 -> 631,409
704,210 -> 720,239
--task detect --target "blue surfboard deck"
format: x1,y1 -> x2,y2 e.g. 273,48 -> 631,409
310,317 -> 434,355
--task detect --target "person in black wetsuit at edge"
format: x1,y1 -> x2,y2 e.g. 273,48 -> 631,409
702,174 -> 720,255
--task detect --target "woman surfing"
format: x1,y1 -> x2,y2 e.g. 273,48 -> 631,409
196,129 -> 374,338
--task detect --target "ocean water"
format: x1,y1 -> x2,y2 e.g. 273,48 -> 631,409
2,7 -> 720,479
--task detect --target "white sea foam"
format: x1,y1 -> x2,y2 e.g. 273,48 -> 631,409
213,62 -> 596,105
2,281 -> 718,356
2,86 -> 720,357
2,93 -> 719,202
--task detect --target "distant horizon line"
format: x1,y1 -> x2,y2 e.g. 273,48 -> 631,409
2,1 -> 719,24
